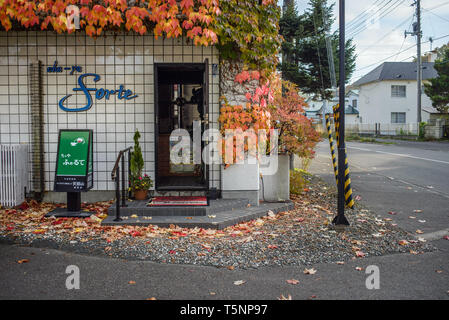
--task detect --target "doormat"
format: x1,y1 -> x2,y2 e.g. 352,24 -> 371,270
148,196 -> 208,206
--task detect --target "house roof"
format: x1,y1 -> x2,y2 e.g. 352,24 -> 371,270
422,106 -> 440,114
345,106 -> 359,115
353,62 -> 438,87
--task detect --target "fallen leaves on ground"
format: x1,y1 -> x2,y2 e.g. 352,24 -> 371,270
233,280 -> 246,286
355,251 -> 366,258
286,279 -> 300,285
278,294 -> 292,300
17,259 -> 29,264
0,175 -> 429,270
303,268 -> 317,275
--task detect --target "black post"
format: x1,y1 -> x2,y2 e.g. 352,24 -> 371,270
128,149 -> 132,199
333,0 -> 349,226
67,192 -> 81,212
121,153 -> 127,207
114,166 -> 122,222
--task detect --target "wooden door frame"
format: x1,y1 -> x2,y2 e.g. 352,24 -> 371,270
153,63 -> 209,191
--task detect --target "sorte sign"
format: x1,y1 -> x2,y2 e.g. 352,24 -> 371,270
54,129 -> 93,192
59,73 -> 138,112
47,61 -> 138,112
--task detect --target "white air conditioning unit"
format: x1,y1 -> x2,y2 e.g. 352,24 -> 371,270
0,144 -> 30,207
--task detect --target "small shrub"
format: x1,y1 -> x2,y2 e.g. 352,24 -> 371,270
290,168 -> 309,195
419,122 -> 427,139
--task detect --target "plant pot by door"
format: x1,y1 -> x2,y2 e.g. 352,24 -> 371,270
134,190 -> 148,200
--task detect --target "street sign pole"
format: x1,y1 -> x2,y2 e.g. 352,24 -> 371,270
333,0 -> 349,226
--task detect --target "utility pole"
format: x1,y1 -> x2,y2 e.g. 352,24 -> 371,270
405,0 -> 422,125
282,0 -> 296,171
323,1 -> 337,126
333,0 -> 349,227
417,0 -> 422,124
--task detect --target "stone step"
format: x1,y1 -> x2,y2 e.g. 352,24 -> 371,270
102,201 -> 295,229
107,199 -> 250,217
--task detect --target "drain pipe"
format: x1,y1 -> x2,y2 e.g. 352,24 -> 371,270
29,60 -> 45,201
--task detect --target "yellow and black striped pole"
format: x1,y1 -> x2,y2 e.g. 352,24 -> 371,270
325,113 -> 339,186
332,104 -> 354,209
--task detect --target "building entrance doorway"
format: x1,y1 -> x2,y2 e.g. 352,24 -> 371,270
154,63 -> 209,190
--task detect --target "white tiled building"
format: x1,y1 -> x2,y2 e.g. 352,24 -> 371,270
0,31 -> 222,201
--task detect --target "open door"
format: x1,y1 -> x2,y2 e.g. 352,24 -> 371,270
154,63 -> 208,191
202,59 -> 209,188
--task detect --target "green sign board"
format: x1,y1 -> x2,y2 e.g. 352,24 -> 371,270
54,129 -> 93,192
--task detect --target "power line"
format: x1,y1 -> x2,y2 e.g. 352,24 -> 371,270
355,2 -> 446,58
423,1 -> 449,11
357,14 -> 414,56
394,13 -> 415,61
345,0 -> 386,29
422,8 -> 449,24
345,0 -> 393,34
399,55 -> 415,62
347,0 -> 407,38
353,33 -> 449,74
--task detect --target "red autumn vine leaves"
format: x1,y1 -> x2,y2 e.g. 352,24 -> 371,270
219,70 -> 320,163
0,0 -> 220,45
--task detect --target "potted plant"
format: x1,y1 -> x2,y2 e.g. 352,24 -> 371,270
130,130 -> 153,200
131,174 -> 153,200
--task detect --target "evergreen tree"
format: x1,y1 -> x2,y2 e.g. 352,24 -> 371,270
279,0 -> 356,100
424,46 -> 449,113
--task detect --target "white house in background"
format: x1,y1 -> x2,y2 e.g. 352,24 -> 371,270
304,89 -> 360,124
352,62 -> 438,124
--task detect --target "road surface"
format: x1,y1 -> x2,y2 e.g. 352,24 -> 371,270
308,139 -> 449,239
0,139 -> 448,300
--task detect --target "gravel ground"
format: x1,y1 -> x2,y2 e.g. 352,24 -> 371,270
0,174 -> 434,269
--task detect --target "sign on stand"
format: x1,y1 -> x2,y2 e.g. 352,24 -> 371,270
47,129 -> 94,217
54,129 -> 93,192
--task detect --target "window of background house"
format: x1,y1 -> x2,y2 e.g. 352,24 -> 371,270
391,85 -> 406,97
352,99 -> 357,108
391,112 -> 406,123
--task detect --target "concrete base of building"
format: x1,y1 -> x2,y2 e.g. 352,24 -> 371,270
259,154 -> 290,202
42,190 -> 115,203
221,190 -> 259,206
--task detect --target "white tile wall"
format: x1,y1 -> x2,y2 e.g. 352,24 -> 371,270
0,31 -> 220,192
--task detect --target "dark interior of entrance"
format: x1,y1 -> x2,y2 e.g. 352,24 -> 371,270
155,64 -> 206,190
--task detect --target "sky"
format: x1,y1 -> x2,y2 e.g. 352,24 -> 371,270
283,0 -> 449,84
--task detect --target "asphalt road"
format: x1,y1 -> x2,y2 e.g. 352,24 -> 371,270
1,139 -> 448,300
1,241 -> 448,300
308,140 -> 449,238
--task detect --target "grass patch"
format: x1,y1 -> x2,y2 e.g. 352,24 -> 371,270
345,134 -> 396,144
